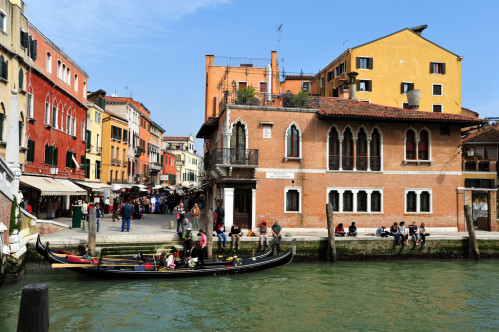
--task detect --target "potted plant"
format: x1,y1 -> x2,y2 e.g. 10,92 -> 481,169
236,86 -> 256,104
293,91 -> 310,108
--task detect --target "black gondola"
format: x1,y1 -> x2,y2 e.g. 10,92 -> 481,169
36,235 -> 293,279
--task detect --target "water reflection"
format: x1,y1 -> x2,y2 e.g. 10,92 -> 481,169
0,260 -> 498,331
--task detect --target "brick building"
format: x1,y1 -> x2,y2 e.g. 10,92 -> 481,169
161,151 -> 177,187
198,96 -> 483,230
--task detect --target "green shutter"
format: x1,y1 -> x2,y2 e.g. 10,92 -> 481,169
2,60 -> 8,80
441,63 -> 446,74
31,39 -> 37,60
53,147 -> 58,166
356,57 -> 360,69
18,69 -> 23,90
368,58 -> 373,70
367,80 -> 372,92
430,62 -> 435,74
21,30 -> 28,48
27,140 -> 34,162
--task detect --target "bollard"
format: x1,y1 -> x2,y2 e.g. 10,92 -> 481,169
17,284 -> 49,332
169,220 -> 175,229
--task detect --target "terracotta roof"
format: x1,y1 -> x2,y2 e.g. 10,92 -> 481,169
463,126 -> 499,143
284,75 -> 315,80
163,136 -> 189,141
315,98 -> 484,125
104,96 -> 152,120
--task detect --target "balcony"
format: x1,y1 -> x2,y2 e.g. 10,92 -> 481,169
96,147 -> 101,154
463,159 -> 497,172
111,158 -> 118,165
134,147 -> 144,157
205,148 -> 258,178
149,162 -> 162,172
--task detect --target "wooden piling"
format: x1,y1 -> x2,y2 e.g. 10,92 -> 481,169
326,203 -> 337,262
88,207 -> 96,257
206,208 -> 213,260
464,205 -> 480,259
17,284 -> 49,332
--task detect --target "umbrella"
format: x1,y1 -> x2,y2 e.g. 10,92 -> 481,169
112,185 -> 122,191
154,185 -> 162,189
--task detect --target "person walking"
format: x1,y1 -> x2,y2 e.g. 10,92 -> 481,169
121,201 -> 134,232
190,203 -> 201,230
112,198 -> 120,222
272,220 -> 282,254
81,200 -> 88,222
104,196 -> 110,216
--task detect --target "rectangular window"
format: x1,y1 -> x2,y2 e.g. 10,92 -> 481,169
52,106 -> 57,128
430,62 -> 446,74
401,82 -> 414,94
0,10 -> 6,33
27,93 -> 33,118
329,188 -> 383,213
45,102 -> 50,124
433,84 -> 442,96
238,81 -> 247,90
302,81 -> 310,92
433,104 -> 443,113
405,189 -> 432,213
357,191 -> 367,212
259,82 -> 267,93
357,80 -> 372,92
356,57 -> 373,70
320,77 -> 324,88
123,130 -> 128,144
371,191 -> 381,212
285,188 -> 300,212
95,160 -> 101,179
46,52 -> 52,73
402,102 -> 410,109
343,191 -> 353,212
66,115 -> 71,134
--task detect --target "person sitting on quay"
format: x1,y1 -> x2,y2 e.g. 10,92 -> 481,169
389,222 -> 401,244
229,223 -> 242,252
335,223 -> 346,237
272,220 -> 282,254
182,227 -> 195,258
408,221 -> 420,246
120,201 -> 134,232
216,222 -> 227,250
347,222 -> 357,236
398,221 -> 409,246
376,225 -> 390,238
258,221 -> 268,251
419,222 -> 430,246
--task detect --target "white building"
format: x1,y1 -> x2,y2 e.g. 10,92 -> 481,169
163,134 -> 201,187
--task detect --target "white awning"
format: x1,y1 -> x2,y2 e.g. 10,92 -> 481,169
115,183 -> 133,189
20,176 -> 87,196
137,184 -> 149,192
74,181 -> 112,192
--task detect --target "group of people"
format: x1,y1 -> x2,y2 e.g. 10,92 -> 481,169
334,220 -> 430,246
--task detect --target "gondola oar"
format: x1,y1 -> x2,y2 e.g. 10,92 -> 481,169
51,263 -> 159,268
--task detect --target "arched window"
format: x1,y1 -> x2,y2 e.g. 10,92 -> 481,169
286,124 -> 300,158
370,128 -> 381,171
74,74 -> 78,91
83,82 -> 87,98
46,52 -> 52,73
418,129 -> 429,160
356,128 -> 367,170
342,127 -> 353,170
18,68 -> 23,90
66,68 -> 70,85
405,129 -> 416,160
230,121 -> 246,164
328,127 -> 340,170
19,111 -> 24,146
57,60 -> 62,78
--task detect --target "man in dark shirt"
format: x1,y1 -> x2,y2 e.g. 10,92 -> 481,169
271,220 -> 282,254
120,201 -> 134,232
230,223 -> 242,252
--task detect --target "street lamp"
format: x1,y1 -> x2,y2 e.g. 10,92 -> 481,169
468,148 -> 475,157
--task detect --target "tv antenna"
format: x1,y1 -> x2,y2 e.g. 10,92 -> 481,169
342,38 -> 349,52
277,24 -> 284,64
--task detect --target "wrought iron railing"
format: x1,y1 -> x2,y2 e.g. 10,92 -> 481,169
342,156 -> 354,170
356,156 -> 368,171
370,156 -> 381,171
329,155 -> 340,170
206,148 -> 258,170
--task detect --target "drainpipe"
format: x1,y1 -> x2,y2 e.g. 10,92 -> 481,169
347,72 -> 358,100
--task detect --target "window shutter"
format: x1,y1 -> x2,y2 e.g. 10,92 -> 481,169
400,83 -> 405,94
356,80 -> 360,91
27,140 -> 34,162
430,62 -> 435,74
102,98 -> 105,109
410,83 -> 414,91
441,63 -> 446,74
2,60 -> 7,80
356,57 -> 360,69
31,40 -> 37,60
53,147 -> 58,165
21,30 -> 28,48
18,69 -> 23,90
44,145 -> 49,164
367,80 -> 372,92
368,58 -> 373,70
0,56 -> 3,78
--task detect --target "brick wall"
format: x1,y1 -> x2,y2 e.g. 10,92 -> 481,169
0,192 -> 12,246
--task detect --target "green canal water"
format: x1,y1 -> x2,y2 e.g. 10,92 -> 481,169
1,260 -> 498,331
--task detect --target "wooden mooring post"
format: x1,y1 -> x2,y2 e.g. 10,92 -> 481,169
206,208 -> 213,260
17,284 -> 49,332
326,203 -> 337,262
88,207 -> 96,257
464,205 -> 480,259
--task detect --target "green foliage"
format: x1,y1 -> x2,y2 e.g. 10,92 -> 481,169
293,91 -> 310,108
236,86 -> 256,103
9,197 -> 21,233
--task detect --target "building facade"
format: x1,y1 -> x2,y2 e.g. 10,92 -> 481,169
148,121 -> 164,186
198,95 -> 484,230
101,111 -> 128,184
310,25 -> 462,115
163,134 -> 201,187
84,101 -> 103,182
161,151 -> 177,186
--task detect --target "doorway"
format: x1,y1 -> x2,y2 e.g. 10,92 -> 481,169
234,188 -> 251,229
472,191 -> 489,230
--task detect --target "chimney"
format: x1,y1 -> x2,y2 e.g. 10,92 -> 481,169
206,54 -> 214,71
406,89 -> 421,110
347,72 -> 358,100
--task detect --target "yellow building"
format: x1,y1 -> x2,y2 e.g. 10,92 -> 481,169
312,25 -> 462,114
84,101 -> 103,182
101,110 -> 128,184
0,0 -> 31,166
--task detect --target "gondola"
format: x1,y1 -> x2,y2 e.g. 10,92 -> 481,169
36,235 -> 293,279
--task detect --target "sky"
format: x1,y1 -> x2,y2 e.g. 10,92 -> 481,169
26,0 -> 499,152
